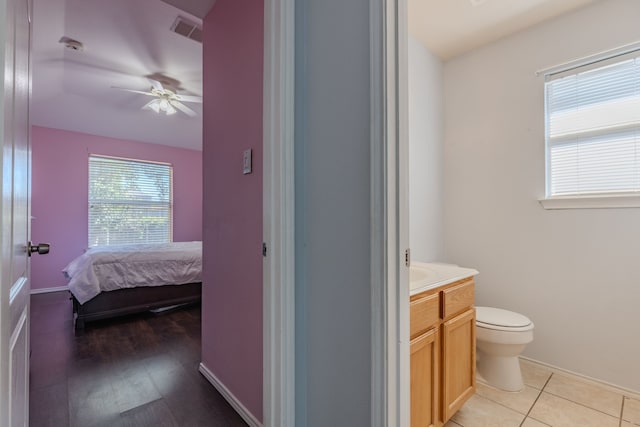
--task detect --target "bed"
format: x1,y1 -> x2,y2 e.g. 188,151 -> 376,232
63,241 -> 202,329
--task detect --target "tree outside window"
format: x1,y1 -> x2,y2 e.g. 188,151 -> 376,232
89,156 -> 173,246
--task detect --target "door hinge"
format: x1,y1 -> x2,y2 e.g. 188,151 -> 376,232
405,248 -> 410,267
262,242 -> 267,257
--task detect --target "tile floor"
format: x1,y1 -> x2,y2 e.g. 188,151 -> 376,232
445,359 -> 640,427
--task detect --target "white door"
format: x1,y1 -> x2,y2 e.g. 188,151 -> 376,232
0,0 -> 33,425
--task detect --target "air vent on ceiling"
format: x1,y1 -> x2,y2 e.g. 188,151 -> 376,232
171,16 -> 203,43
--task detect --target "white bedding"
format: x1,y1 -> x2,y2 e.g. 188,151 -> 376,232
63,241 -> 202,304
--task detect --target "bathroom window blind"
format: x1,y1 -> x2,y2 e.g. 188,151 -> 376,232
88,155 -> 173,247
545,51 -> 640,197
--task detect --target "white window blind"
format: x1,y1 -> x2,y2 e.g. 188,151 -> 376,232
89,156 -> 173,246
545,51 -> 640,197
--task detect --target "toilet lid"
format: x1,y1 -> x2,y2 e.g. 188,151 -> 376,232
476,306 -> 532,328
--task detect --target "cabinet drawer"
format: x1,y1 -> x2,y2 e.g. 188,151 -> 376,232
442,279 -> 474,319
410,292 -> 440,339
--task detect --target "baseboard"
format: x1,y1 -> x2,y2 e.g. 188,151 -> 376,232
30,286 -> 68,295
520,356 -> 640,400
198,362 -> 262,427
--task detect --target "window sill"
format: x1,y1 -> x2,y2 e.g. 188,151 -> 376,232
539,194 -> 640,210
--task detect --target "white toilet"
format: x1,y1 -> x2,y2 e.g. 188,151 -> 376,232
475,306 -> 534,392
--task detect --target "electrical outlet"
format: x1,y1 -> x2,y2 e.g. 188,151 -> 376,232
243,149 -> 252,174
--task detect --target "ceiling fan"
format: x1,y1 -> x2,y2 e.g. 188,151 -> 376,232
112,76 -> 202,117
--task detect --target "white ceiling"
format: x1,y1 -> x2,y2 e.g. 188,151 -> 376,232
31,0 -> 208,150
33,0 -> 598,151
408,0 -> 597,60
160,0 -> 217,19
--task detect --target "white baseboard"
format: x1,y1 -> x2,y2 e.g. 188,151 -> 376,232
198,362 -> 262,427
520,356 -> 640,400
30,286 -> 68,295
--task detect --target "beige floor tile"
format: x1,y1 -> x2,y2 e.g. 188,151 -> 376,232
444,421 -> 462,427
520,359 -> 552,390
451,394 -> 524,427
529,392 -> 619,427
543,373 -> 623,417
475,382 -> 540,415
521,418 -> 551,427
624,397 -> 640,424
621,422 -> 637,427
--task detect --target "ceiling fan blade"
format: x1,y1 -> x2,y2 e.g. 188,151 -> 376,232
175,94 -> 202,103
111,87 -> 155,96
149,79 -> 164,91
171,101 -> 197,117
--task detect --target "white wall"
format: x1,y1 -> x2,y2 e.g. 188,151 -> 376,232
295,0 -> 374,425
444,0 -> 640,392
408,36 -> 444,262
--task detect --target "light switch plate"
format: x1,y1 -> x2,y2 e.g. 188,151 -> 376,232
243,149 -> 252,174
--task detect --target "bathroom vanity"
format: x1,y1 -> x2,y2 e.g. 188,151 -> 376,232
410,262 -> 478,427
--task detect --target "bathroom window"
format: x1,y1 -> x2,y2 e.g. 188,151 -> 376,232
88,155 -> 173,246
541,48 -> 640,209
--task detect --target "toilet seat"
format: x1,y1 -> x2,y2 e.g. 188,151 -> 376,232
475,306 -> 534,391
476,306 -> 534,332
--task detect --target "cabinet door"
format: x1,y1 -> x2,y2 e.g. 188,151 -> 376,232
442,308 -> 476,423
410,328 -> 439,427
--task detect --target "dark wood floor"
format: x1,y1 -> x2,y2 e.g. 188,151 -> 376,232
29,291 -> 248,427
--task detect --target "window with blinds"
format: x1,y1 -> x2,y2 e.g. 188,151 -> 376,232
545,51 -> 640,198
88,156 -> 173,246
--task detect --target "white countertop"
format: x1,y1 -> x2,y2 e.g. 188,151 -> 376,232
410,262 -> 478,296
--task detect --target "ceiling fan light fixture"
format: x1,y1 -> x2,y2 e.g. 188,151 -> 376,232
117,77 -> 200,117
144,97 -> 178,116
144,99 -> 162,114
165,103 -> 177,115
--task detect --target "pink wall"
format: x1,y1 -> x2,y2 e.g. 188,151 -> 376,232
201,0 -> 263,421
30,126 -> 202,290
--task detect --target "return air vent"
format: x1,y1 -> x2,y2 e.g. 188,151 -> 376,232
170,16 -> 203,43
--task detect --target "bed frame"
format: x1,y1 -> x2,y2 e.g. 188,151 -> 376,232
72,282 -> 202,329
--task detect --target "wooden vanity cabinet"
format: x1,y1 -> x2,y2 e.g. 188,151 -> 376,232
410,277 -> 476,427
410,292 -> 440,427
442,307 -> 476,421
